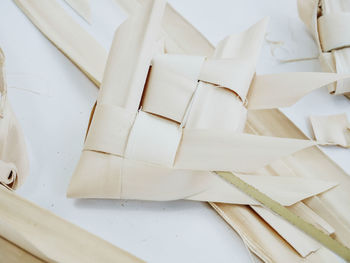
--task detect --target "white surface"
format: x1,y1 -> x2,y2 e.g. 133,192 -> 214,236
0,0 -> 349,262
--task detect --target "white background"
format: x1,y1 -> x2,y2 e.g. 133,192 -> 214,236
0,0 -> 350,262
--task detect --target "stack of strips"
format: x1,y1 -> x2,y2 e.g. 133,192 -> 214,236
12,0 -> 350,262
298,0 -> 350,98
0,48 -> 28,189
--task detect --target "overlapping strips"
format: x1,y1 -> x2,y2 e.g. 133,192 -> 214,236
298,0 -> 350,53
317,11 -> 350,94
84,52 -> 253,168
0,49 -> 29,189
318,13 -> 350,52
298,0 -> 350,95
72,2 -> 342,202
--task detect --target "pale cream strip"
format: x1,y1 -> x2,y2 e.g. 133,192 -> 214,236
333,49 -> 350,95
84,104 -> 136,156
197,18 -> 267,110
251,205 -> 321,257
187,173 -> 337,206
113,0 -> 209,56
162,6 -> 213,56
184,82 -> 247,131
0,49 -> 29,189
184,18 -> 266,132
199,58 -> 254,103
68,0 -> 168,200
114,153 -> 337,204
73,148 -> 336,205
174,129 -> 315,173
214,17 -> 268,62
306,0 -> 339,97
68,150 -> 123,198
98,0 -> 165,111
310,113 -> 350,147
142,54 -> 205,123
13,0 -> 107,86
247,73 -> 350,109
235,174 -> 337,206
63,0 -> 91,23
0,236 -> 44,263
116,0 -> 214,56
297,0 -> 321,52
73,146 -> 337,204
0,186 -> 144,263
124,111 -> 182,167
69,0 -> 167,199
318,13 -> 350,52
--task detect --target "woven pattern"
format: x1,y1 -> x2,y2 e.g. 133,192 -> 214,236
298,0 -> 350,95
85,51 -> 253,168
68,0 -> 345,203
